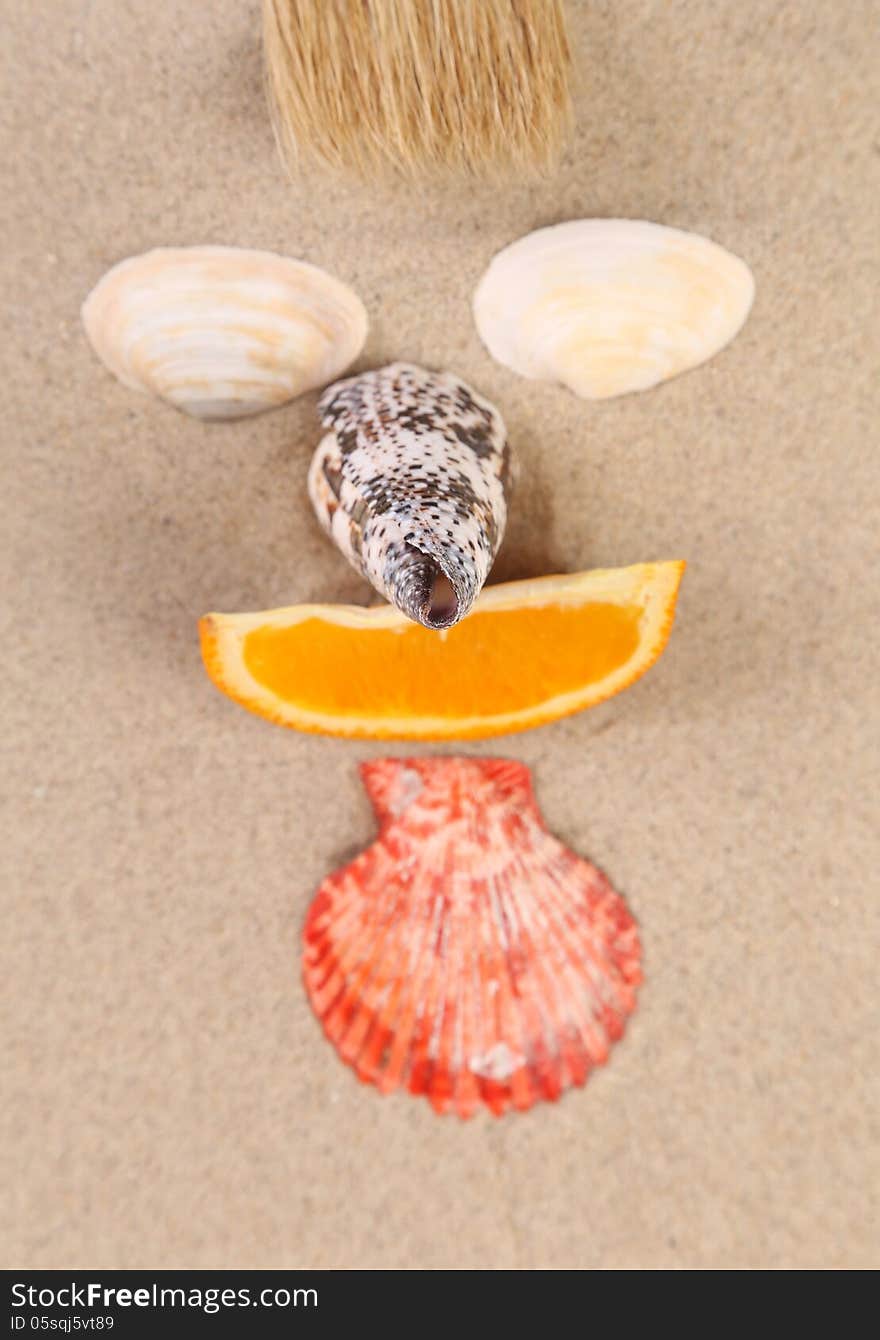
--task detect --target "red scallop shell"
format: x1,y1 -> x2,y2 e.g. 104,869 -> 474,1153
303,758 -> 642,1117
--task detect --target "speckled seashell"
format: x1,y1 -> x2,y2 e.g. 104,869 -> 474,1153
473,219 -> 755,399
308,363 -> 514,630
304,758 -> 642,1118
81,246 -> 367,420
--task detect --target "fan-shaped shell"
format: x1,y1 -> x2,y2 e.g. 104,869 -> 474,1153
81,246 -> 367,420
473,218 -> 754,399
308,364 -> 513,630
303,758 -> 641,1117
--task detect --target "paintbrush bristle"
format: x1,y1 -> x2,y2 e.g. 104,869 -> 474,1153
263,0 -> 572,178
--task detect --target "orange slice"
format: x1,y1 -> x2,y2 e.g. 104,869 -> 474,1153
199,560 -> 685,740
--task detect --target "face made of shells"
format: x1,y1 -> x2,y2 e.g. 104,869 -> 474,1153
308,364 -> 514,630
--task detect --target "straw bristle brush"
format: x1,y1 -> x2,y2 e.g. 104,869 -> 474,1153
263,0 -> 572,177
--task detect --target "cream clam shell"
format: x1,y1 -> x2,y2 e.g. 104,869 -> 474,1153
81,246 -> 367,420
473,219 -> 755,400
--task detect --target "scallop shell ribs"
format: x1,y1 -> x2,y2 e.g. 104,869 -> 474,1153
303,757 -> 642,1117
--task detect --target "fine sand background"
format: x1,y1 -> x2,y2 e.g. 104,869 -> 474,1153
3,1 -> 878,1269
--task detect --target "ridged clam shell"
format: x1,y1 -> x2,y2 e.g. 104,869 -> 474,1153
81,246 -> 367,420
308,364 -> 514,630
303,758 -> 641,1117
473,219 -> 754,399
